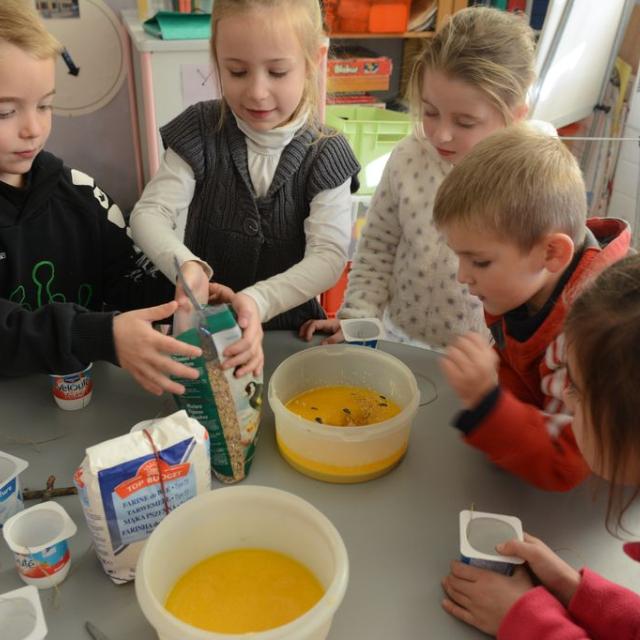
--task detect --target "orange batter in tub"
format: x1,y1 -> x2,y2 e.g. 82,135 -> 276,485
165,548 -> 324,633
286,385 -> 401,426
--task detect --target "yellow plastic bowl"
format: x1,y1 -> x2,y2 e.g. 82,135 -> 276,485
268,345 -> 419,483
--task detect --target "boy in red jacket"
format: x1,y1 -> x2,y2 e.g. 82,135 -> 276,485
433,125 -> 630,491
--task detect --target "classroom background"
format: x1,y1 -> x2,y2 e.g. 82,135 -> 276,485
38,0 -> 640,253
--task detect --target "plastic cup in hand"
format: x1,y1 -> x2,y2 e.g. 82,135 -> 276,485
340,318 -> 384,348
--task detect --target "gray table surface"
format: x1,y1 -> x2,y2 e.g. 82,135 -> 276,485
1,332 -> 638,640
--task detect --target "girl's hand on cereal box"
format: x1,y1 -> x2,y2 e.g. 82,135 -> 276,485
175,261 -> 210,312
440,333 -> 499,409
496,533 -> 581,607
298,318 -> 343,344
221,292 -> 264,378
208,281 -> 235,304
113,301 -> 202,396
441,561 -> 534,635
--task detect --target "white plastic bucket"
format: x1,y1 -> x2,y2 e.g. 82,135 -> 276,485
0,452 -> 29,527
0,585 -> 47,640
3,502 -> 78,588
135,485 -> 348,640
268,345 -> 419,482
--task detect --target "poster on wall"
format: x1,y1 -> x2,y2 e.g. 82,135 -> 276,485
36,1 -> 80,19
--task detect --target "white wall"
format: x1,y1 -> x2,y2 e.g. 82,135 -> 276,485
46,0 -> 140,212
609,72 -> 640,241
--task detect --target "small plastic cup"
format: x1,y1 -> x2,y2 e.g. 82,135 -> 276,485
0,452 -> 29,528
340,318 -> 384,348
0,585 -> 47,640
459,510 -> 524,575
3,502 -> 78,589
49,363 -> 93,410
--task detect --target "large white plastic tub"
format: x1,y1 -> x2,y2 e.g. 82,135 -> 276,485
269,345 -> 419,483
135,486 -> 348,640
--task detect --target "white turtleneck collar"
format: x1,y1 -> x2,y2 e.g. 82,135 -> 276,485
233,109 -> 309,155
232,109 -> 310,197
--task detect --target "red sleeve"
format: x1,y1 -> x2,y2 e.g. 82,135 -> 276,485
568,568 -> 640,639
464,387 -> 589,491
498,587 -> 591,639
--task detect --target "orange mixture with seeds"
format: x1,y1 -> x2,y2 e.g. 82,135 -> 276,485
286,385 -> 401,426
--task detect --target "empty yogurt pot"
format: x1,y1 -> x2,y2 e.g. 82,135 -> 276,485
340,318 -> 384,348
0,585 -> 47,640
49,363 -> 93,410
3,501 -> 78,588
0,452 -> 29,528
459,510 -> 524,575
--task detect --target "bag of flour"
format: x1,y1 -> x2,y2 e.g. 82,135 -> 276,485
73,410 -> 210,584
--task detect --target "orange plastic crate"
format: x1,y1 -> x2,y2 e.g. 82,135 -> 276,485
368,0 -> 411,33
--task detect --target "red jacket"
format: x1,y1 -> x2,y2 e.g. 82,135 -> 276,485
498,542 -> 640,639
465,218 -> 630,491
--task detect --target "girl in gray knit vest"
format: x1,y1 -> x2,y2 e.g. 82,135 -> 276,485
300,8 -> 555,351
130,0 -> 360,377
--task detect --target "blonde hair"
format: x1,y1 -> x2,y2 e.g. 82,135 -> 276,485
0,0 -> 61,59
433,125 -> 587,250
210,0 -> 324,129
408,7 -> 535,124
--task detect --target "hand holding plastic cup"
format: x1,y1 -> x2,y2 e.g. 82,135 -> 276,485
459,510 -> 524,575
340,318 -> 384,348
49,363 -> 93,410
3,502 -> 78,589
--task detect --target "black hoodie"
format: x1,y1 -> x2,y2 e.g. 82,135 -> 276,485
0,151 -> 174,376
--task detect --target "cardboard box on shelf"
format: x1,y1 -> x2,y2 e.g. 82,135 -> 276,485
327,55 -> 393,78
327,47 -> 392,94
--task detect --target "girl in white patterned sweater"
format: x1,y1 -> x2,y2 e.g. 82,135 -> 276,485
300,7 -> 554,350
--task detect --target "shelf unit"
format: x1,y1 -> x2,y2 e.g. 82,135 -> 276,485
330,31 -> 435,39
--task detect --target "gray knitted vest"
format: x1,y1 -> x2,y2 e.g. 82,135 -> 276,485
161,100 -> 360,330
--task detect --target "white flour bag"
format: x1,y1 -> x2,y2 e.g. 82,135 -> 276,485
74,410 -> 210,583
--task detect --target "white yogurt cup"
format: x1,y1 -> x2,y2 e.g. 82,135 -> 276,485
49,363 -> 93,410
0,452 -> 29,528
3,502 -> 78,588
459,510 -> 524,575
0,585 -> 47,640
340,318 -> 384,348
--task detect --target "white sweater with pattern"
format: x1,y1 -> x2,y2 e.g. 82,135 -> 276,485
338,131 -> 487,348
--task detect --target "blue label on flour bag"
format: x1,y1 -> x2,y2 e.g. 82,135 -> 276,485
98,437 -> 197,550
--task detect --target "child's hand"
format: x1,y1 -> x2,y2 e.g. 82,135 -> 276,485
440,332 -> 499,408
113,301 -> 202,396
497,533 -> 581,607
299,318 -> 343,344
175,260 -> 209,311
208,282 -> 236,304
220,293 -> 264,378
441,561 -> 534,635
